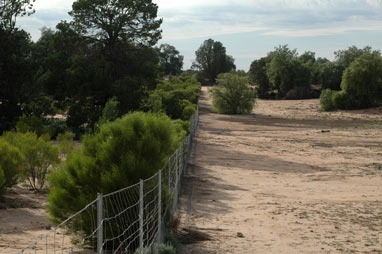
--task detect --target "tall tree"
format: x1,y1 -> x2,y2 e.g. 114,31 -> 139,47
266,45 -> 311,98
322,46 -> 379,91
341,52 -> 382,108
0,0 -> 35,30
0,0 -> 35,133
192,39 -> 235,84
69,0 -> 162,51
249,57 -> 271,98
157,43 -> 183,75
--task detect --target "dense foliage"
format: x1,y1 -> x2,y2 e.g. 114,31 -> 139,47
157,44 -> 184,76
146,74 -> 201,120
48,112 -> 186,225
320,51 -> 382,110
0,0 -> 163,135
211,73 -> 256,114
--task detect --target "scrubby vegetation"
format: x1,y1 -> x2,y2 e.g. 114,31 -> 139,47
146,74 -> 201,120
211,73 -> 256,114
2,132 -> 60,191
48,112 -> 186,225
0,139 -> 24,197
320,51 -> 382,110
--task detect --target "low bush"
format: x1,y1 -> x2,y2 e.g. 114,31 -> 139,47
211,73 -> 256,114
48,112 -> 186,230
331,91 -> 358,110
319,89 -> 335,111
158,244 -> 176,254
3,132 -> 60,191
0,139 -> 24,197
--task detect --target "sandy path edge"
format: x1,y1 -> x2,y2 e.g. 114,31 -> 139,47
175,87 -> 382,254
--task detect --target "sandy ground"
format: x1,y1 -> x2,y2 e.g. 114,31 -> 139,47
176,87 -> 382,253
0,185 -> 51,253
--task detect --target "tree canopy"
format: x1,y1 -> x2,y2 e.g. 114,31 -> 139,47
192,39 -> 235,84
70,0 -> 162,49
266,45 -> 311,98
157,43 -> 184,75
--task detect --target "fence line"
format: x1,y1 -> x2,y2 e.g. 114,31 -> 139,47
19,105 -> 199,254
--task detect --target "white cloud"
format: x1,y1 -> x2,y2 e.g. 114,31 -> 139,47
34,0 -> 73,10
366,0 -> 382,8
263,25 -> 382,37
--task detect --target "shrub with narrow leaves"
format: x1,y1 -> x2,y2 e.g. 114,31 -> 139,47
3,132 -> 60,191
0,139 -> 24,197
211,73 -> 256,114
48,112 -> 186,229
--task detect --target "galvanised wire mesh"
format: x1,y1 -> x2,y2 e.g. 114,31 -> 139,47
19,105 -> 199,254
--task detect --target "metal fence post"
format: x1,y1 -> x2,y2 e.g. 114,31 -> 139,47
139,179 -> 144,253
173,150 -> 179,211
97,193 -> 104,254
168,158 -> 171,189
157,170 -> 162,244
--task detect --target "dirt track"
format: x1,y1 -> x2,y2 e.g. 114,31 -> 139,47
176,87 -> 382,253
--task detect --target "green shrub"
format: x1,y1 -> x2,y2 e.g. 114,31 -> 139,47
319,89 -> 335,111
211,73 -> 256,114
331,91 -> 358,110
57,131 -> 75,156
182,104 -> 196,121
3,132 -> 60,191
341,53 -> 382,108
146,75 -> 201,120
0,139 -> 24,197
48,112 -> 186,230
16,115 -> 44,136
158,244 -> 176,254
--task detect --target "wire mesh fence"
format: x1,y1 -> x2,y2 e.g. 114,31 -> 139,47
19,105 -> 199,254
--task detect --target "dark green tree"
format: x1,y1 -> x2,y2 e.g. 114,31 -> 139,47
0,0 -> 35,30
321,62 -> 343,90
69,0 -> 162,51
341,53 -> 382,108
321,46 -> 378,91
0,26 -> 33,133
249,57 -> 271,98
0,0 -> 35,132
266,45 -> 311,98
157,43 -> 184,75
37,0 -> 163,133
192,39 -> 235,84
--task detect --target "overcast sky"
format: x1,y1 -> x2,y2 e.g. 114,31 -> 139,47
18,0 -> 382,71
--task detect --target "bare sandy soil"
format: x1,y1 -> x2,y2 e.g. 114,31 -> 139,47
0,185 -> 51,253
176,87 -> 382,253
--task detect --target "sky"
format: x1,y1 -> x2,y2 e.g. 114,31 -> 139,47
18,0 -> 382,71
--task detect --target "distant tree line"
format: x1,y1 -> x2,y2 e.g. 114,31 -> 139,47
248,45 -> 382,110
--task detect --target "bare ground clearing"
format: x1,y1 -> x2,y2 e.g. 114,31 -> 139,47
176,87 -> 382,253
